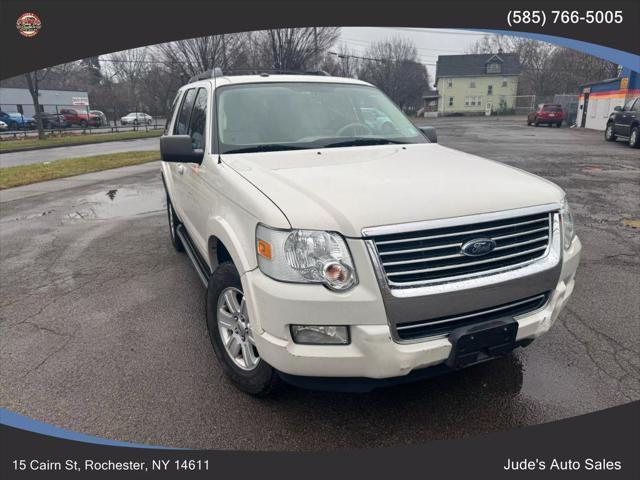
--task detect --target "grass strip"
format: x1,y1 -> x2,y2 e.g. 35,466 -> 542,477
0,151 -> 160,189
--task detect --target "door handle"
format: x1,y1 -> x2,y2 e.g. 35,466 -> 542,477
177,165 -> 184,175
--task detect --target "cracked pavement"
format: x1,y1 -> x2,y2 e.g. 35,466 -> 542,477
1,116 -> 638,450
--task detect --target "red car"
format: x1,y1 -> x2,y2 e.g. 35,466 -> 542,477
527,104 -> 564,127
59,108 -> 101,128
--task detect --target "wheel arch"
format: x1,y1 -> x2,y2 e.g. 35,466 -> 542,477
205,219 -> 256,275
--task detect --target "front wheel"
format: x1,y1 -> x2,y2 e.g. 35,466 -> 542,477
629,126 -> 639,148
605,122 -> 617,141
206,262 -> 280,396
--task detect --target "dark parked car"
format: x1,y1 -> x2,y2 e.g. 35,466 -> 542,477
527,104 -> 565,127
36,112 -> 66,129
605,96 -> 639,148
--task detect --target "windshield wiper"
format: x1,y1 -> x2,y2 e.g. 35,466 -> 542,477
323,138 -> 407,149
223,144 -> 305,154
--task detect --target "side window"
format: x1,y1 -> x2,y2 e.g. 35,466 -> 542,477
164,92 -> 181,135
631,98 -> 639,111
174,88 -> 197,135
188,88 -> 208,150
623,98 -> 636,111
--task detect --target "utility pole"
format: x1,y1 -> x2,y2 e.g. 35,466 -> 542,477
221,34 -> 228,68
313,27 -> 318,70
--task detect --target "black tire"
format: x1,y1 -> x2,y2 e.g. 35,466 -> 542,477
605,122 -> 617,141
556,121 -> 562,128
206,262 -> 281,396
534,119 -> 539,127
80,120 -> 87,128
9,121 -> 18,131
166,197 -> 185,252
630,126 -> 639,148
147,119 -> 153,126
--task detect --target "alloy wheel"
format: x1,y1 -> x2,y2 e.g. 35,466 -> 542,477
217,287 -> 260,371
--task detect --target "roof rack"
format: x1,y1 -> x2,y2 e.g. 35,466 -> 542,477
187,68 -> 329,83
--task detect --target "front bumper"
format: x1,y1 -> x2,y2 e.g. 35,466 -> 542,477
243,235 -> 581,380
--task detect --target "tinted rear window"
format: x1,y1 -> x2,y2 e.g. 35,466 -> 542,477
542,105 -> 562,112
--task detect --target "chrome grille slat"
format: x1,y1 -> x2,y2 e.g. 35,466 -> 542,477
369,211 -> 554,286
386,245 -> 548,276
382,234 -> 550,267
379,242 -> 463,256
492,226 -> 549,241
374,217 -> 549,246
493,235 -> 549,251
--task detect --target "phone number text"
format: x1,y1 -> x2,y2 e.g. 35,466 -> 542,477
507,10 -> 623,27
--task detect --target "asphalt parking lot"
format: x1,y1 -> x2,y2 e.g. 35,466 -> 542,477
1,116 -> 638,450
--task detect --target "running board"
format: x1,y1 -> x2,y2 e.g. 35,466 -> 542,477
176,224 -> 211,287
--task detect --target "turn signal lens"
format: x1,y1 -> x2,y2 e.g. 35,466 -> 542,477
257,239 -> 272,260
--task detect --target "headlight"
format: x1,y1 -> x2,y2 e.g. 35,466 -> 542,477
560,198 -> 575,250
256,225 -> 357,291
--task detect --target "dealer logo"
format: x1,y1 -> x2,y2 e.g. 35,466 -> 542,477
16,12 -> 42,38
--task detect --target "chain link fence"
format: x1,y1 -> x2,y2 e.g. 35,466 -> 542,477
0,103 -> 167,140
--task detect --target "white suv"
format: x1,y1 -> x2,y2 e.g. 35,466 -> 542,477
160,70 -> 581,395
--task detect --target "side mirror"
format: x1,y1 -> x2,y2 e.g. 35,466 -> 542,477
160,135 -> 203,163
419,126 -> 437,143
613,106 -> 623,112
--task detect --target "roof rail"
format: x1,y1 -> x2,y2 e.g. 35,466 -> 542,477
187,68 -> 329,83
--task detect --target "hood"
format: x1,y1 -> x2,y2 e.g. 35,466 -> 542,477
223,143 -> 563,237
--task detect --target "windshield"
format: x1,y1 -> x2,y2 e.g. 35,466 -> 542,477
216,82 -> 426,154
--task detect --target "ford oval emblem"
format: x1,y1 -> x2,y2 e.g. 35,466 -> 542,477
461,238 -> 496,257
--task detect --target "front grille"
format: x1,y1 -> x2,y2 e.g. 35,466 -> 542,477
396,292 -> 549,341
370,211 -> 553,286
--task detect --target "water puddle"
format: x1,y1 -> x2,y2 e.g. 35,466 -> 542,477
66,186 -> 165,221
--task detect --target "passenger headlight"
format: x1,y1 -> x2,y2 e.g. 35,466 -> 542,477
560,198 -> 576,250
256,225 -> 357,291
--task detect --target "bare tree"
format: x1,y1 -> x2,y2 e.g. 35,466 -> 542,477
108,47 -> 151,108
359,37 -> 430,112
24,68 -> 54,139
155,34 -> 248,81
468,35 -> 619,98
261,28 -> 341,70
324,44 -> 361,78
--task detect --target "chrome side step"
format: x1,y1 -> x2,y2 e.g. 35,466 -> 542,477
176,224 -> 210,287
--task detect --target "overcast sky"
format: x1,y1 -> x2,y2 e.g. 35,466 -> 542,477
339,27 -> 489,86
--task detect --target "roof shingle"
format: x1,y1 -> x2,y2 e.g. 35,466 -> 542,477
437,53 -> 522,78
